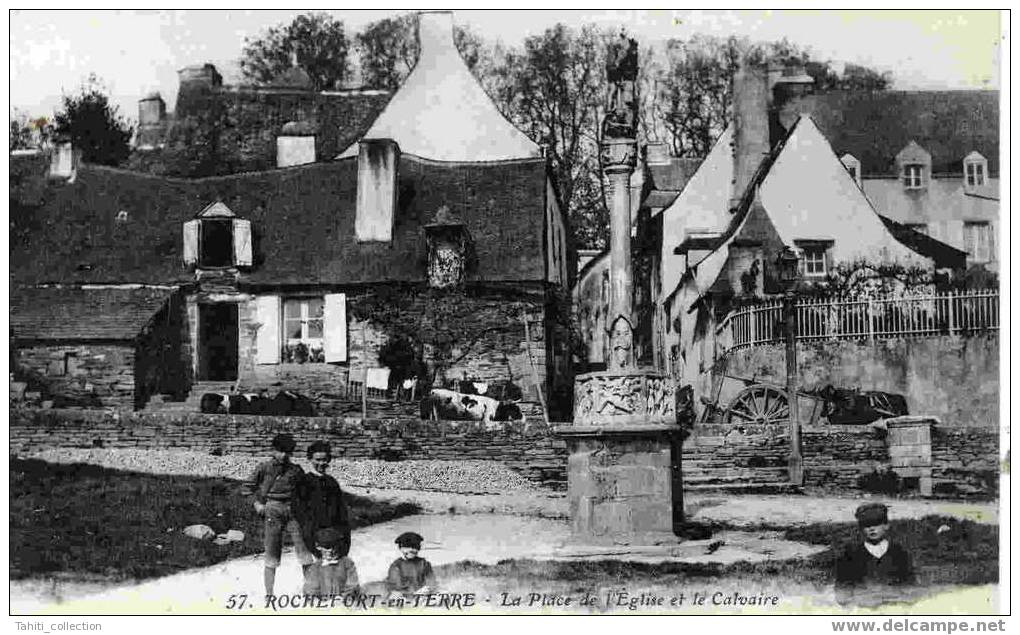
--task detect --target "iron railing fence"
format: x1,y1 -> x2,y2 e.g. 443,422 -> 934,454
719,290 -> 999,351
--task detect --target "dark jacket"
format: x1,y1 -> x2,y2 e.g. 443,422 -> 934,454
386,557 -> 436,595
835,540 -> 915,590
241,458 -> 306,505
301,471 -> 352,556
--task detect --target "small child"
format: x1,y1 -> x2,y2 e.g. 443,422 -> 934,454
386,531 -> 436,600
303,527 -> 360,598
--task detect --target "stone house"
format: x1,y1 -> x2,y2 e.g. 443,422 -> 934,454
10,12 -> 572,417
776,89 -> 1000,272
656,66 -> 968,394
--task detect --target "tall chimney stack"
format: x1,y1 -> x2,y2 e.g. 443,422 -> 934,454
729,62 -> 771,212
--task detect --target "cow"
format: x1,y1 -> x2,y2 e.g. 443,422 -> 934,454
200,393 -> 230,414
420,388 -> 524,428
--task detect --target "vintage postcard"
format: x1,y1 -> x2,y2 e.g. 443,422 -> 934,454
8,8 -> 1008,628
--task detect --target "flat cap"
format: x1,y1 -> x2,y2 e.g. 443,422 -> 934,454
854,502 -> 889,526
395,531 -> 424,548
271,433 -> 296,452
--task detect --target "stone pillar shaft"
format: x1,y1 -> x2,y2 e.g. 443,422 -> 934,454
608,168 -> 634,331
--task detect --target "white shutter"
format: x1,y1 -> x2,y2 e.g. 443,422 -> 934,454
183,220 -> 199,266
323,293 -> 348,363
233,218 -> 252,267
255,295 -> 281,365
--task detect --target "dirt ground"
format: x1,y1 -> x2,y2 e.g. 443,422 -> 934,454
9,482 -> 1000,615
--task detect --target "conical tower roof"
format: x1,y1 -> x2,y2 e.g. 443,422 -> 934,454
340,11 -> 540,162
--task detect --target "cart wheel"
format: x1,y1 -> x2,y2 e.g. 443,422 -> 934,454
725,384 -> 790,424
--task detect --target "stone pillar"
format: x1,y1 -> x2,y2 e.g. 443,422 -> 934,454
555,35 -> 684,545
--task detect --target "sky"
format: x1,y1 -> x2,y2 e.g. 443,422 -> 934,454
9,9 -> 1003,123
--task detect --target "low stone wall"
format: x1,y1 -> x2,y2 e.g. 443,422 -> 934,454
11,409 -> 998,498
9,408 -> 568,490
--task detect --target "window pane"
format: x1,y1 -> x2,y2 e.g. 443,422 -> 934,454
284,300 -> 301,319
308,298 -> 324,318
307,319 -> 323,339
285,319 -> 302,340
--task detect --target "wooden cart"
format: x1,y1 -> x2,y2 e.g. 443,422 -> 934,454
698,372 -> 826,426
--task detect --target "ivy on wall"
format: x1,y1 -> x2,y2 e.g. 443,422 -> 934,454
349,284 -> 543,387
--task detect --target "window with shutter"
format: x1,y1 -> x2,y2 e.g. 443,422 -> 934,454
233,219 -> 252,266
255,295 -> 281,364
183,220 -> 199,265
282,298 -> 325,363
323,293 -> 348,363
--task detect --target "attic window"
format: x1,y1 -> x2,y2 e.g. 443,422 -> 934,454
902,164 -> 925,189
182,202 -> 253,269
964,153 -> 987,187
200,220 -> 233,267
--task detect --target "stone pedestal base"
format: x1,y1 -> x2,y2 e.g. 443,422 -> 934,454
559,429 -> 683,543
556,369 -> 683,544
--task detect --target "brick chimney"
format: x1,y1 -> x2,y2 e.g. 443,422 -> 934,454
355,139 -> 400,242
729,62 -> 771,212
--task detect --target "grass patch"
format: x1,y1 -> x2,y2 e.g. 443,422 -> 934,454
434,516 -> 997,598
10,457 -> 419,583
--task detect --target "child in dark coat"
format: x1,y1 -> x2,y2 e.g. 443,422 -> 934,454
303,528 -> 360,598
386,532 -> 436,600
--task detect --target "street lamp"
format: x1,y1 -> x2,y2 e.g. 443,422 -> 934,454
777,246 -> 804,485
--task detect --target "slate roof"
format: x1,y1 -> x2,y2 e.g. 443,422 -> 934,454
10,156 -> 549,287
10,287 -> 173,341
877,215 -> 968,270
779,90 -> 999,176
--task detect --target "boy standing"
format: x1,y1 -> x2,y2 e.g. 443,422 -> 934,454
301,440 -> 352,559
242,433 -> 316,597
386,531 -> 436,600
834,502 -> 914,604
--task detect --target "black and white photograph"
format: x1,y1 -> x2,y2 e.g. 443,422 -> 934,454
7,8 -> 1008,625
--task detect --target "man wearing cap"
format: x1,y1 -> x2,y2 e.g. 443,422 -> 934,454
242,432 -> 316,597
835,503 -> 914,603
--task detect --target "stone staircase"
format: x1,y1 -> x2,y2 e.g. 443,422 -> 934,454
143,381 -> 237,415
681,425 -> 803,495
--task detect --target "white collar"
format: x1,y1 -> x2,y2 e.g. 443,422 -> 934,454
864,539 -> 889,559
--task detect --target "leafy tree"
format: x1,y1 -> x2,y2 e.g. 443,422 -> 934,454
641,36 -> 891,159
493,24 -> 612,250
354,13 -> 493,89
10,115 -> 33,151
239,12 -> 352,90
53,75 -> 133,166
355,14 -> 419,90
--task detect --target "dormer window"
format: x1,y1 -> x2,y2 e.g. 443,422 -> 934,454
902,164 -> 925,189
183,201 -> 252,269
963,151 -> 988,188
895,141 -> 931,192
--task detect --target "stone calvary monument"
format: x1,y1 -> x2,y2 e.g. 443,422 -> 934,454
555,35 -> 685,544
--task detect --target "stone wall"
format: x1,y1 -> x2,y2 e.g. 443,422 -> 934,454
683,421 -> 998,498
221,286 -> 552,416
9,408 -> 568,490
14,344 -> 136,409
720,333 -> 999,427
